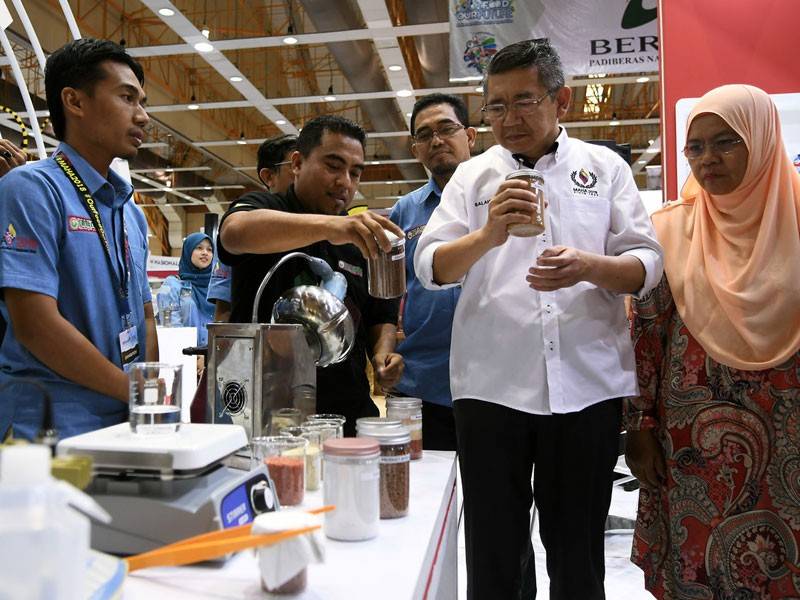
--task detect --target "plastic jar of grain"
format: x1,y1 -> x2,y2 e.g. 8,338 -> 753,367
386,397 -> 423,460
359,427 -> 411,519
505,169 -> 546,237
251,436 -> 307,506
323,438 -> 380,541
367,229 -> 406,299
356,417 -> 403,437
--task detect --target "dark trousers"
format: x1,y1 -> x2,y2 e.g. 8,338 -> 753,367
454,398 -> 622,600
422,400 -> 457,451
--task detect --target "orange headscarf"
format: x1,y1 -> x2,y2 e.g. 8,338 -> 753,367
652,84 -> 800,370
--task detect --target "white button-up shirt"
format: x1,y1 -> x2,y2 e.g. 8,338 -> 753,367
414,129 -> 663,415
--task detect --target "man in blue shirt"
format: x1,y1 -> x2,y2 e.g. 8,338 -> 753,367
389,94 -> 475,449
0,39 -> 156,440
208,134 -> 297,323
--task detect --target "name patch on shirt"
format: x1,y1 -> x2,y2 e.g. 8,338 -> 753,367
67,215 -> 97,233
474,198 -> 491,207
0,223 -> 39,253
338,260 -> 363,278
406,224 -> 426,241
570,168 -> 599,197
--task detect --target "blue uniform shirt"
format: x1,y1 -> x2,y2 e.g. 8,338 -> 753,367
0,143 -> 151,440
389,179 -> 460,407
207,259 -> 232,304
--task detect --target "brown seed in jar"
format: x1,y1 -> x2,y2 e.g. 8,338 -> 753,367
379,442 -> 410,519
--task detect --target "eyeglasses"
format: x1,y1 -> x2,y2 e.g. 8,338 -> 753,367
480,91 -> 555,122
271,160 -> 292,170
683,137 -> 744,160
413,122 -> 464,144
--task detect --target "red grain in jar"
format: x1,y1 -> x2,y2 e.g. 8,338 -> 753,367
264,456 -> 305,506
251,436 -> 307,506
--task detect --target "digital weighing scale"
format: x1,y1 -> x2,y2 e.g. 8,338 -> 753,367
57,423 -> 279,556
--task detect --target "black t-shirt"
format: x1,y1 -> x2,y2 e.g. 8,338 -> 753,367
217,186 -> 399,433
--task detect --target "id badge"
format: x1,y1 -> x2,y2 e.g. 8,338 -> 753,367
119,325 -> 140,372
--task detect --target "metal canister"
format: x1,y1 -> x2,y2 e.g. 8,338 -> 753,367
505,169 -> 545,237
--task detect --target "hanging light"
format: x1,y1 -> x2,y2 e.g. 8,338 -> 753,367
187,94 -> 199,110
283,24 -> 298,45
323,85 -> 336,102
201,24 -> 210,39
237,132 -> 247,145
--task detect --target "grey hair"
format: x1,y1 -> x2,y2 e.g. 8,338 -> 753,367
482,38 -> 565,97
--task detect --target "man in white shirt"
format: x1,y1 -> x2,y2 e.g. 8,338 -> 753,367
415,39 -> 663,600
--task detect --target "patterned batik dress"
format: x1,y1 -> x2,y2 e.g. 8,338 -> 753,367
624,277 -> 800,600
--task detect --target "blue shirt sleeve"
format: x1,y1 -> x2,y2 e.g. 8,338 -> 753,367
129,206 -> 152,304
207,260 -> 232,303
0,168 -> 63,298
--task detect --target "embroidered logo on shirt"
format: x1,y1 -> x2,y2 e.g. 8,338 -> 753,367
338,260 -> 363,278
570,168 -> 599,197
67,215 -> 96,233
212,260 -> 230,278
406,224 -> 426,241
0,222 -> 39,253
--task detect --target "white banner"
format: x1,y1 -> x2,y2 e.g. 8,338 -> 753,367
147,254 -> 180,279
449,0 -> 659,81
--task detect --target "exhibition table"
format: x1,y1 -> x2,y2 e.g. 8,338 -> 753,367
124,450 -> 459,600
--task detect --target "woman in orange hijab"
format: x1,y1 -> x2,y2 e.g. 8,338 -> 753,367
625,84 -> 800,599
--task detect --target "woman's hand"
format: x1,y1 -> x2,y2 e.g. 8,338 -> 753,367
625,429 -> 667,489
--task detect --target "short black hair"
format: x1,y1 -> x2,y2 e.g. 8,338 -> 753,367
257,134 -> 298,172
45,38 -> 145,140
295,115 -> 366,157
484,38 -> 565,96
410,93 -> 469,136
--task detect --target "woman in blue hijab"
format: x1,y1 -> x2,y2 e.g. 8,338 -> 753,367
158,232 -> 215,345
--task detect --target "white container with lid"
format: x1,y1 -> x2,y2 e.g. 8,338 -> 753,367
0,445 -> 110,600
322,438 -> 380,541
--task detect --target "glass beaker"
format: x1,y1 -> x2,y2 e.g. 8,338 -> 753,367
128,363 -> 182,435
269,407 -> 303,435
251,435 -> 307,506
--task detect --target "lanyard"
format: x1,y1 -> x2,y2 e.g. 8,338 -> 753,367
54,153 -> 132,318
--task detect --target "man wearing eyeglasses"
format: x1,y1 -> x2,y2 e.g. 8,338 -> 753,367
415,40 -> 663,599
388,94 -> 476,450
207,134 -> 297,323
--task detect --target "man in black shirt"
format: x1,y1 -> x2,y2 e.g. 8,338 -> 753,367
218,116 -> 404,435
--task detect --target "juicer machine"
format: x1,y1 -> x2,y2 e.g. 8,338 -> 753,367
206,252 -> 355,439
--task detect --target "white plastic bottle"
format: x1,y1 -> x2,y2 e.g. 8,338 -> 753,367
0,445 -> 109,600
